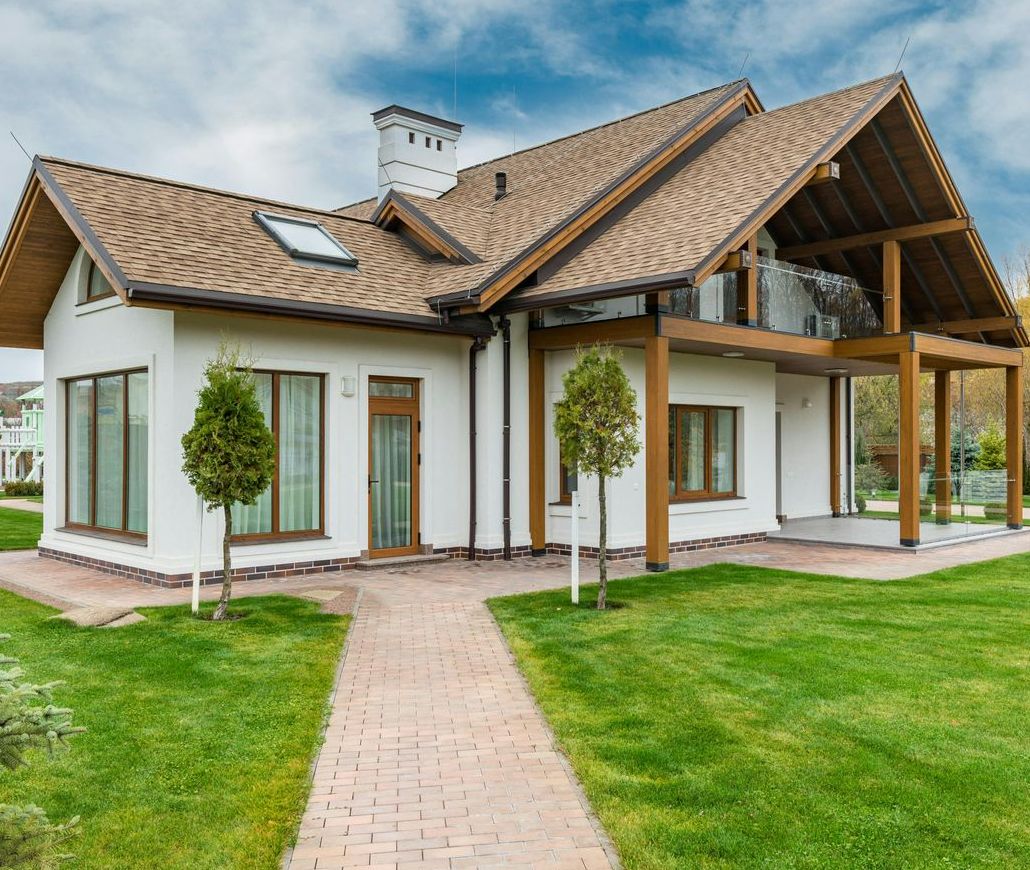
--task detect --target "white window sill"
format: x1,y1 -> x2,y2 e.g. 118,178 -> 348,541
670,498 -> 748,516
75,295 -> 122,316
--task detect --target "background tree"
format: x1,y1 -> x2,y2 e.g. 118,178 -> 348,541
553,345 -> 640,610
0,634 -> 83,867
973,422 -> 1006,471
181,344 -> 276,621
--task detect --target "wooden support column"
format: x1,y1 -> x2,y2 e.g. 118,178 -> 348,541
645,334 -> 670,571
1006,365 -> 1024,530
830,377 -> 842,516
899,350 -> 921,546
528,347 -> 546,555
737,234 -> 758,326
883,240 -> 901,334
934,371 -> 951,525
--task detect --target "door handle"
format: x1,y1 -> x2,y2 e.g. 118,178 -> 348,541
368,477 -> 379,492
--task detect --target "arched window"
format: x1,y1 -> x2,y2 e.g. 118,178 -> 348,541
86,260 -> 114,301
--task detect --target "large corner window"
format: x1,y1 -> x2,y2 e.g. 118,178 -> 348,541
233,371 -> 324,541
668,405 -> 736,500
254,211 -> 358,268
66,370 -> 148,537
85,260 -> 115,301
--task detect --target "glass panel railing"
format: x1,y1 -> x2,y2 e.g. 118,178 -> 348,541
757,256 -> 882,338
537,293 -> 647,327
668,273 -> 738,324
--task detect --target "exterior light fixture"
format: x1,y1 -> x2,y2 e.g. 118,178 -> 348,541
824,367 -> 849,375
801,398 -> 813,409
722,351 -> 745,358
341,375 -> 356,397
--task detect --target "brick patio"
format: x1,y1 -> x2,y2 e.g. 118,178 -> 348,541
2,532 -> 1029,869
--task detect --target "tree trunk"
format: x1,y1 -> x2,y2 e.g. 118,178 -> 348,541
213,504 -> 233,621
597,474 -> 607,610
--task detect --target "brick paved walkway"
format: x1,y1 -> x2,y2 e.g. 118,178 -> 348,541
2,528 -> 1029,869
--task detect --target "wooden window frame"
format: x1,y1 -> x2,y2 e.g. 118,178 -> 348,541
669,404 -> 738,502
231,370 -> 326,544
63,368 -> 147,541
556,453 -> 573,505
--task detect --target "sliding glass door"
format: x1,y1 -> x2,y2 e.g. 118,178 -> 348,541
368,378 -> 419,557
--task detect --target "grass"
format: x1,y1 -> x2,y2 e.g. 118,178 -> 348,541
0,504 -> 43,549
1,591 -> 349,869
0,493 -> 43,502
489,558 -> 1030,868
861,490 -> 1030,507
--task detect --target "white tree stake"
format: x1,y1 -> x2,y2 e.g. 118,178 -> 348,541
570,487 -> 580,605
191,494 -> 203,615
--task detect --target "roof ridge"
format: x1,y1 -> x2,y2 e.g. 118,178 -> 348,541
753,73 -> 903,120
449,78 -> 748,178
37,156 -> 374,226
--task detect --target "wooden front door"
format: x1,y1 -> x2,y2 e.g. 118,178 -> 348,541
368,377 -> 420,558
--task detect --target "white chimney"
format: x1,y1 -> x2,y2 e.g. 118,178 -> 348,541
372,105 -> 462,201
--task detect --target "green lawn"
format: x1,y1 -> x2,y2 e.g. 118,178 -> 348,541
858,508 -> 1027,527
2,592 -> 348,869
861,491 -> 1030,508
489,558 -> 1030,868
0,493 -> 43,502
0,504 -> 43,549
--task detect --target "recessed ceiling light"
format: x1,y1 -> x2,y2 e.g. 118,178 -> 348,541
722,351 -> 745,358
824,367 -> 849,375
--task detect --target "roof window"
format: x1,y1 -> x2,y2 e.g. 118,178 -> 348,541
254,211 -> 358,268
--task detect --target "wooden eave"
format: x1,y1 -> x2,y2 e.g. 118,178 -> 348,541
432,80 -> 760,314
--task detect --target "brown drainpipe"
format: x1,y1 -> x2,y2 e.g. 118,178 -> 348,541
468,336 -> 487,559
500,315 -> 512,560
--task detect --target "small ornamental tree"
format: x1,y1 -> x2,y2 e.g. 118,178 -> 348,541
973,422 -> 1006,471
181,343 -> 276,620
553,345 -> 640,609
0,634 -> 84,867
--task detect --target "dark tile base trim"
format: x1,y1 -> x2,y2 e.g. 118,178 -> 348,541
541,531 -> 766,560
433,544 -> 535,561
38,546 -> 360,589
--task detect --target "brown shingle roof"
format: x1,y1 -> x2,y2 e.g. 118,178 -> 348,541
511,75 -> 901,304
38,157 -> 469,324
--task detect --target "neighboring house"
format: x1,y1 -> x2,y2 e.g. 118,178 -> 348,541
0,72 -> 1024,586
0,384 -> 44,483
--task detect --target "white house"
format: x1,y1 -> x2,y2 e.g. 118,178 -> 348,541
0,73 -> 1024,587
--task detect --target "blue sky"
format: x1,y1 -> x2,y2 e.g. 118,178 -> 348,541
1,0 -> 1028,380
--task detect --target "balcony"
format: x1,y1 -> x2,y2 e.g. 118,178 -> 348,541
669,256 -> 883,339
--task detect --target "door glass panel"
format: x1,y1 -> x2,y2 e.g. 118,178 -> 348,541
668,407 -> 676,495
712,408 -> 735,494
369,381 -> 413,398
95,375 -> 124,529
68,379 -> 93,524
681,410 -> 706,492
371,413 -> 412,550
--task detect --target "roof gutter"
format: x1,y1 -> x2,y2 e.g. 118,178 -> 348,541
125,281 -> 495,337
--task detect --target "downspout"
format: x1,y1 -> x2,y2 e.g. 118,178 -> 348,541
845,377 -> 853,514
499,315 -> 512,560
468,336 -> 487,560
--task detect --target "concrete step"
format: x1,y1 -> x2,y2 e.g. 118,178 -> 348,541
355,554 -> 451,571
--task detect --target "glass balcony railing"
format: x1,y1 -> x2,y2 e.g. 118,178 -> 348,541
756,256 -> 882,338
667,273 -> 738,324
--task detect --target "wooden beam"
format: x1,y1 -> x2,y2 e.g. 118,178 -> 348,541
913,334 -> 1023,369
830,377 -> 842,516
714,248 -> 753,274
777,217 -> 972,262
527,315 -> 656,350
662,315 -> 836,357
908,315 -> 1021,336
737,235 -> 758,326
899,350 -> 921,546
934,370 -> 952,525
645,334 -> 669,571
1006,365 -> 1024,529
528,348 -> 546,553
883,240 -> 901,334
806,160 -> 840,185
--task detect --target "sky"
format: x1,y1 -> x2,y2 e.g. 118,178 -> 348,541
1,0 -> 1029,382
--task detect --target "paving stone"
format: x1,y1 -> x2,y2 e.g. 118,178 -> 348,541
50,606 -> 135,627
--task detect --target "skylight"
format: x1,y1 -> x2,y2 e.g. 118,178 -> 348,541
254,211 -> 358,268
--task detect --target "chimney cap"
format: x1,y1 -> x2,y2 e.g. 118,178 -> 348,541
371,104 -> 463,133
494,171 -> 508,201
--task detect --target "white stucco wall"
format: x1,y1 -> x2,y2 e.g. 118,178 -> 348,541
544,349 -> 780,549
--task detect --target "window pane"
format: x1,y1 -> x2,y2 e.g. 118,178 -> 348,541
260,214 -> 356,263
369,381 -> 413,398
681,410 -> 706,492
712,409 -> 735,494
95,375 -> 124,529
126,372 -> 149,532
67,379 -> 93,524
234,373 -> 273,535
371,413 -> 412,550
88,262 -> 112,299
279,374 -> 321,532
